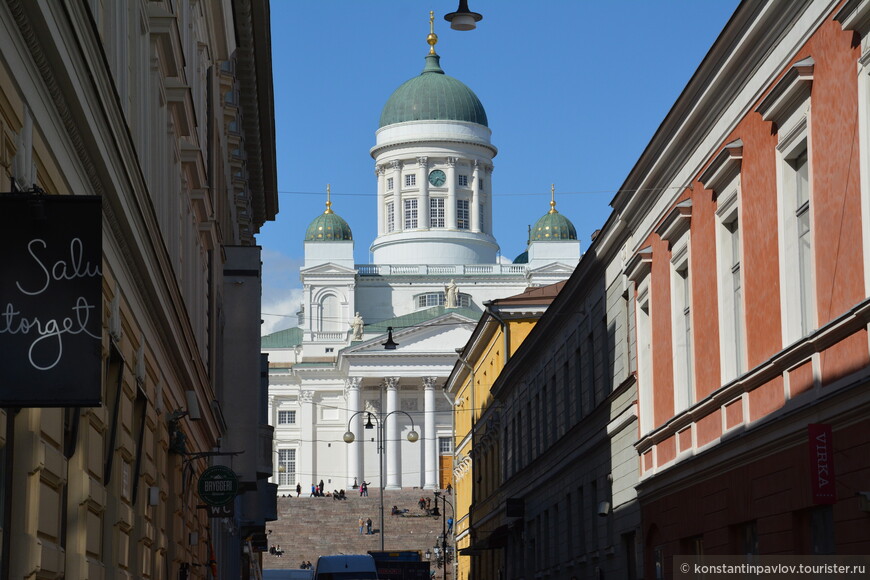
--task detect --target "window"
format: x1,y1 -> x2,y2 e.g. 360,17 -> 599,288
430,198 -> 445,228
757,56 -> 814,344
387,177 -> 394,191
439,437 -> 453,453
278,410 -> 296,424
404,199 -> 418,229
794,150 -> 813,336
627,249 -> 653,432
405,174 -> 416,187
637,293 -> 653,432
733,521 -> 758,555
319,294 -> 340,332
479,178 -> 484,190
810,505 -> 834,554
458,175 -> 468,186
417,293 -> 442,308
574,346 -> 584,420
278,449 -> 296,485
780,143 -> 815,343
711,167 -> 747,383
725,216 -> 745,377
672,262 -> 695,411
457,199 -> 469,230
416,292 -> 470,309
386,202 -> 395,232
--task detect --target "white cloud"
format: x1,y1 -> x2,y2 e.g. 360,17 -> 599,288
261,289 -> 303,336
260,248 -> 304,336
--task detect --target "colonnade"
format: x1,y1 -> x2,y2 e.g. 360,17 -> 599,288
344,376 -> 441,490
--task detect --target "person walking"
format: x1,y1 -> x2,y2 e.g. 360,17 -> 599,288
366,517 -> 372,535
296,482 -> 301,497
358,516 -> 364,534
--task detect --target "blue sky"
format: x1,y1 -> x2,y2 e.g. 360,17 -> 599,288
259,1 -> 741,335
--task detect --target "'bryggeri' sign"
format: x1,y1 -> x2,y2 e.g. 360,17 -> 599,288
0,195 -> 102,406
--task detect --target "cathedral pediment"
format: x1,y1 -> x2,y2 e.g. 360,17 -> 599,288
299,262 -> 357,276
340,311 -> 478,359
526,262 -> 576,276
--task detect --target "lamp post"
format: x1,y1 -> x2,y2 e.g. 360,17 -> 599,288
431,491 -> 454,580
344,410 -> 419,551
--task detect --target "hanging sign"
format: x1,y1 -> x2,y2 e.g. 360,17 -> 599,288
0,195 -> 102,406
808,423 -> 836,504
198,465 -> 239,506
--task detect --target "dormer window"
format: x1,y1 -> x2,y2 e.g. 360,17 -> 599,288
415,292 -> 470,309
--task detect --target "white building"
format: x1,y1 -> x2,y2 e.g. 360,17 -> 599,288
264,29 -> 580,494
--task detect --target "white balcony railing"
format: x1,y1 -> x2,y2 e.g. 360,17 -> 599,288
355,264 -> 527,277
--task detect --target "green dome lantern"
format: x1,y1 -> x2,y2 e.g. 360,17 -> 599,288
379,13 -> 487,128
305,185 -> 353,242
530,184 -> 577,242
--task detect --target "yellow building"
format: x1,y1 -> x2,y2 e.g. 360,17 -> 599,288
445,282 -> 565,580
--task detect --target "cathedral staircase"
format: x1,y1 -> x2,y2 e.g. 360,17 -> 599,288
263,488 -> 449,570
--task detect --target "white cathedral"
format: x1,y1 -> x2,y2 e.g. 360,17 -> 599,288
263,26 -> 581,494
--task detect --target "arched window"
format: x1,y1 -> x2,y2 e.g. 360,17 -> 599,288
319,294 -> 341,331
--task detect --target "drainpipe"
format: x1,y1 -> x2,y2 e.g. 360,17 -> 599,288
455,350 -> 475,431
483,301 -> 510,364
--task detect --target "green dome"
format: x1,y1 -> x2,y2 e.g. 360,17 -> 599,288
379,54 -> 488,128
305,207 -> 353,241
513,250 -> 529,264
531,207 -> 577,242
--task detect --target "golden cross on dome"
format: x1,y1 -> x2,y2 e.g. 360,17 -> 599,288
427,10 -> 438,54
325,184 -> 333,214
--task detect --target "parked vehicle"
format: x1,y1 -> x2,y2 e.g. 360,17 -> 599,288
313,554 -> 379,580
263,570 -> 314,580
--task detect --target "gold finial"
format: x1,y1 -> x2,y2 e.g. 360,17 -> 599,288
325,184 -> 333,214
549,183 -> 558,213
427,10 -> 438,54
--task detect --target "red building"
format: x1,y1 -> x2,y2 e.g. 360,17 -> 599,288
619,1 -> 870,575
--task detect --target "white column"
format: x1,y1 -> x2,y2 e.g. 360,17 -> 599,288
394,161 -> 404,232
345,377 -> 362,489
446,157 -> 457,229
299,390 -> 315,490
423,377 -> 438,489
384,377 -> 401,489
376,165 -> 386,236
418,156 -> 429,229
484,164 -> 493,234
471,160 -> 481,233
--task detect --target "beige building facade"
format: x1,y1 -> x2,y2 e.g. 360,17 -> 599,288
0,1 -> 277,578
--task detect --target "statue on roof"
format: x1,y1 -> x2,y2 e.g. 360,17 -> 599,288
445,279 -> 458,308
350,312 -> 364,341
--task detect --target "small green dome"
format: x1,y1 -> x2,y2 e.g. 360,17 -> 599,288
305,202 -> 353,242
531,207 -> 577,242
379,54 -> 488,128
513,250 -> 529,264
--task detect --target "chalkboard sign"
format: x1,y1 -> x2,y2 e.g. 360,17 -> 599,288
0,195 -> 102,406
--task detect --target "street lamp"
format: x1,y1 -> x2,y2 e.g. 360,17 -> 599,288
344,410 -> 419,551
444,0 -> 482,31
431,491 -> 455,580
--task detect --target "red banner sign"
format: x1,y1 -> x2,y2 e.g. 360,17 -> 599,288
808,423 -> 836,504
